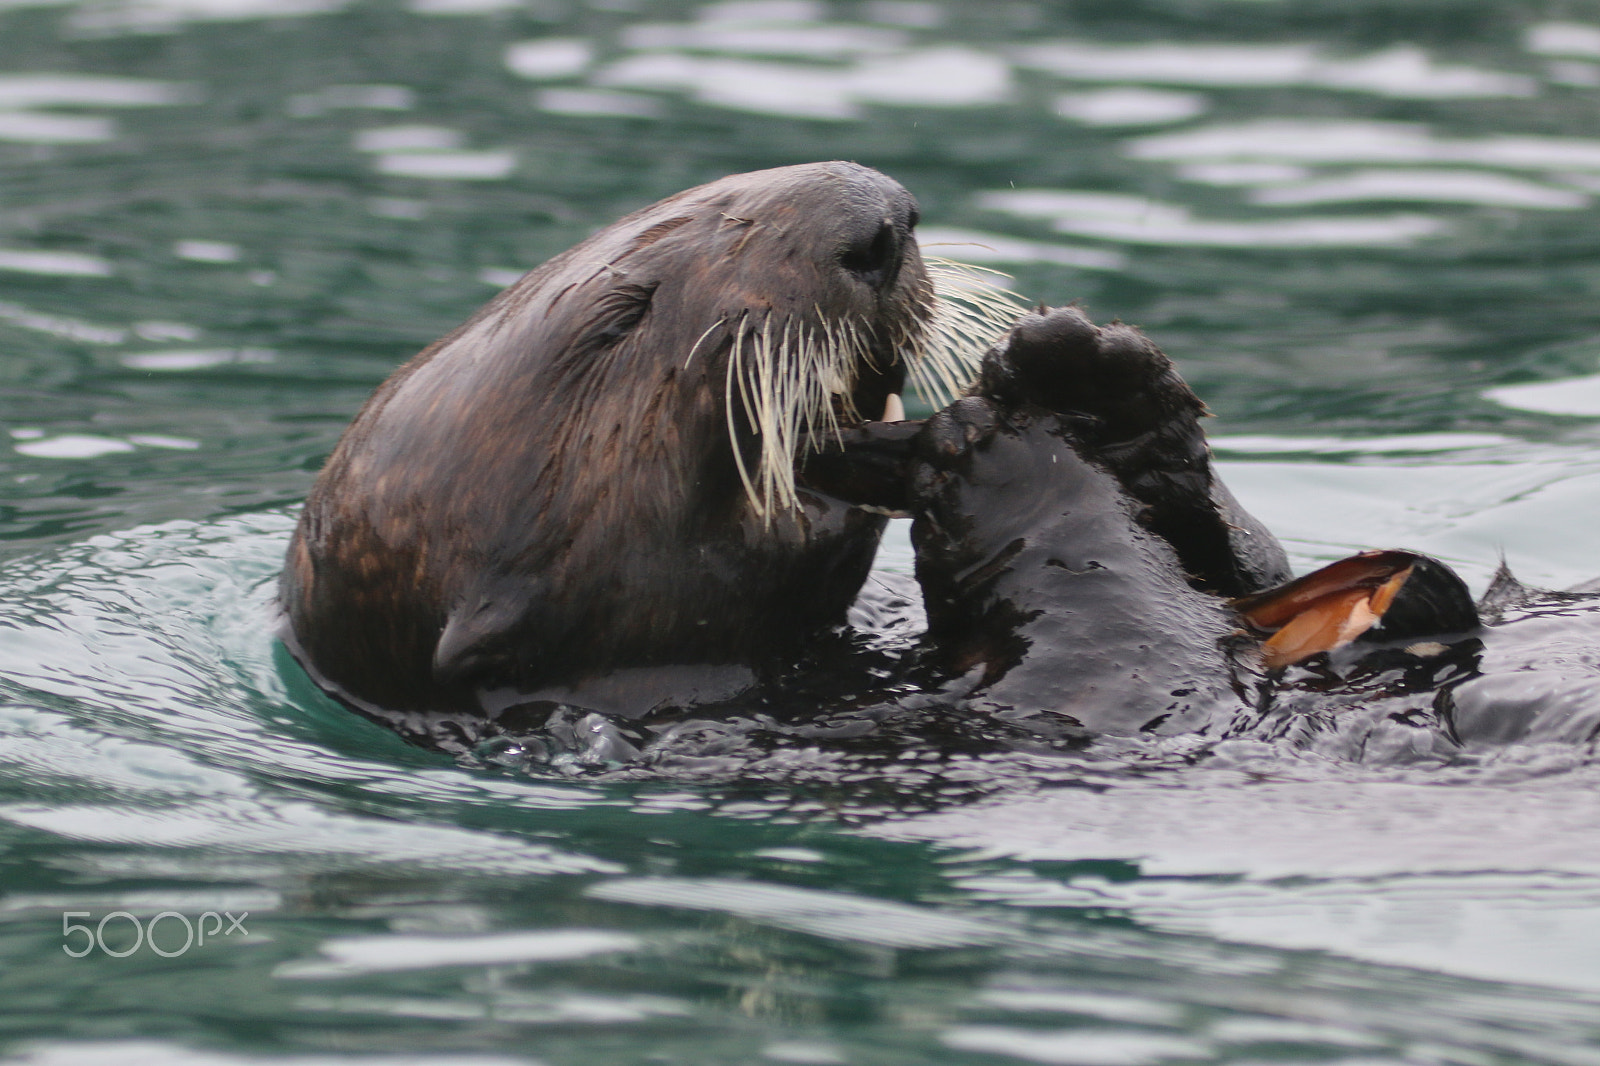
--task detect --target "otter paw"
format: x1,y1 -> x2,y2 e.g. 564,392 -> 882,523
905,397 -> 1001,513
976,305 -> 1204,449
967,304 -> 1290,597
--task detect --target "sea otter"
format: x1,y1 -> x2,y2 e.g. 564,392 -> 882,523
282,158 -> 1596,766
280,162 -> 1016,737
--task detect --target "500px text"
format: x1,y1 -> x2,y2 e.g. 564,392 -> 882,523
62,911 -> 249,958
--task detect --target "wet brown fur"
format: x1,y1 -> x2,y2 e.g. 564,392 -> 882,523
281,162 -> 933,718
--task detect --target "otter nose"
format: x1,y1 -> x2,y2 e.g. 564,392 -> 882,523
840,207 -> 916,292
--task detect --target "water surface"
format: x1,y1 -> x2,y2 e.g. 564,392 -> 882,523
5,0 -> 1600,1062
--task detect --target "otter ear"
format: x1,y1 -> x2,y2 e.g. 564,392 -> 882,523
433,594 -> 526,684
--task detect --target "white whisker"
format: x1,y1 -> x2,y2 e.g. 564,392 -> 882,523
914,257 -> 1028,409
684,317 -> 724,369
722,256 -> 1026,522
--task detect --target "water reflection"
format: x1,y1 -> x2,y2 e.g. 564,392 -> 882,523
1014,41 -> 1535,98
353,125 -> 518,180
883,769 -> 1600,991
286,83 -> 414,117
592,46 -> 1010,119
0,301 -> 127,344
1486,372 -> 1600,416
1247,169 -> 1588,210
617,18 -> 908,57
6,0 -> 1600,1062
278,929 -> 641,978
1052,87 -> 1207,128
976,188 -> 1447,248
66,0 -> 347,35
0,250 -> 112,276
503,38 -> 594,80
0,112 -> 115,144
532,86 -> 662,117
0,74 -> 191,108
917,226 -> 1126,270
1127,119 -> 1600,171
1526,20 -> 1600,58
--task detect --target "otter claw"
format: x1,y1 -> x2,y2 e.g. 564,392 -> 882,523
919,397 -> 999,465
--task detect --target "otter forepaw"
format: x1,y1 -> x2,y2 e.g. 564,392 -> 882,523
975,306 -> 1204,447
907,397 -> 1005,505
971,304 -> 1291,597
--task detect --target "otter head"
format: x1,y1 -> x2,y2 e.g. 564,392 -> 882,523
538,160 -> 1012,520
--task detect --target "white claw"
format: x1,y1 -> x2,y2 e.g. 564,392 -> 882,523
882,393 -> 905,422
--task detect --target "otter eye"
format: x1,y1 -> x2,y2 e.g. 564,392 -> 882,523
840,219 -> 901,290
908,206 -> 920,229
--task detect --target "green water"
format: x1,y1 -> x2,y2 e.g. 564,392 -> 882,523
6,0 -> 1600,1062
